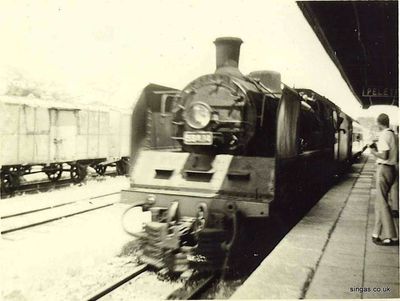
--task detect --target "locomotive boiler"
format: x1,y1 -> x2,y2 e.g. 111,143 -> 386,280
121,37 -> 355,273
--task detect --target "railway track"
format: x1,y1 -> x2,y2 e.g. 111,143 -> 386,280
86,264 -> 150,301
84,263 -> 218,301
1,191 -> 120,234
166,274 -> 218,300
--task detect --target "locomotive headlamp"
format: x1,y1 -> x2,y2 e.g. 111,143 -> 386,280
185,102 -> 212,129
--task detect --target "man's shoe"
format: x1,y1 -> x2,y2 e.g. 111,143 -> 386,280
372,237 -> 382,244
375,238 -> 399,246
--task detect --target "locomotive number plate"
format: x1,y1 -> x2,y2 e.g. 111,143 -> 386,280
183,131 -> 213,145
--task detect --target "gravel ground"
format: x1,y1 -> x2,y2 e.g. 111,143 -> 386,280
205,279 -> 244,299
1,198 -> 151,301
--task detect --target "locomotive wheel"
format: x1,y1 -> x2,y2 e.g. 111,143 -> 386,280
45,164 -> 63,182
116,159 -> 129,175
1,172 -> 19,194
70,164 -> 87,183
94,165 -> 107,176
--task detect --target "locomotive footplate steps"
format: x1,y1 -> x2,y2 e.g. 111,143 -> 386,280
134,205 -> 231,274
231,155 -> 399,299
190,228 -> 229,272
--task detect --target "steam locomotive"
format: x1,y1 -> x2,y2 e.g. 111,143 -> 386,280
121,37 -> 357,272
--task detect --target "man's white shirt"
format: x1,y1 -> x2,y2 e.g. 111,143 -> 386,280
377,128 -> 398,165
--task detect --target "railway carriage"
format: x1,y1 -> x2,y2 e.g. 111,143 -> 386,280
352,121 -> 366,151
121,37 -> 356,272
0,96 -> 131,193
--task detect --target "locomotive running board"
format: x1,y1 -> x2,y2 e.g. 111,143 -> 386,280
120,188 -> 271,218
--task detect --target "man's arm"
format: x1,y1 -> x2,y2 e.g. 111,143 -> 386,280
371,131 -> 390,160
370,148 -> 389,160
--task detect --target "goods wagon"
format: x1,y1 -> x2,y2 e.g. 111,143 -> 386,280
0,95 -> 131,193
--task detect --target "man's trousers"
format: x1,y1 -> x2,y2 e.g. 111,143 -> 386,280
373,164 -> 398,239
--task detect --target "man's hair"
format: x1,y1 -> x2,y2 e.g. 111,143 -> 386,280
377,113 -> 390,127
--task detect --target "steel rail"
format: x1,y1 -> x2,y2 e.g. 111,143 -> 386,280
167,274 -> 218,300
1,192 -> 121,234
1,191 -> 120,219
1,201 -> 76,219
1,203 -> 114,234
86,264 -> 149,301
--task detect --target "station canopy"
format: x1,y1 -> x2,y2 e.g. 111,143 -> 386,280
298,1 -> 398,108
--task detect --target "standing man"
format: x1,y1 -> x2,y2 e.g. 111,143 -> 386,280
370,113 -> 398,246
389,125 -> 399,216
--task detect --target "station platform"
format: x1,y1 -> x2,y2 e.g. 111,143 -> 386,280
231,156 -> 399,299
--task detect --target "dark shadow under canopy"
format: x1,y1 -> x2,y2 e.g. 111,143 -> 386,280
297,1 -> 398,108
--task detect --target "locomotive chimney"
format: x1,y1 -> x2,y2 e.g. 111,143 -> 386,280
214,37 -> 243,70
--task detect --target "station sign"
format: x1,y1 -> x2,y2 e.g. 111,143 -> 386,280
362,87 -> 398,98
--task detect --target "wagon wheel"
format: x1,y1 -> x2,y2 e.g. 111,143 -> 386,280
1,173 -> 19,194
116,161 -> 124,175
94,165 -> 107,176
45,164 -> 63,182
116,159 -> 129,175
70,164 -> 87,183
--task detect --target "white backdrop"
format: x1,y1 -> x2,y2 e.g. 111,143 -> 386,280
0,0 -> 397,122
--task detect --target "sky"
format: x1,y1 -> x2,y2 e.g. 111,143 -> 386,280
0,0 -> 397,122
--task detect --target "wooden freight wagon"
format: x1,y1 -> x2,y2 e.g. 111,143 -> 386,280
0,95 -> 131,193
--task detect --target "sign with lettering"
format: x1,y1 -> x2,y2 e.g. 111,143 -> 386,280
362,87 -> 398,98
